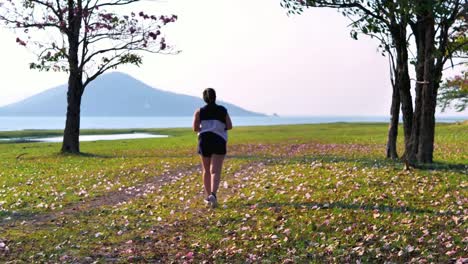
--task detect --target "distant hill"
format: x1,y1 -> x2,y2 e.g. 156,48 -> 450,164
0,72 -> 263,116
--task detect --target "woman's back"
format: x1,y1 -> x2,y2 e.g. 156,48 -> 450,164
199,103 -> 228,142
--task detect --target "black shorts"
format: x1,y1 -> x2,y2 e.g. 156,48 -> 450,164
198,132 -> 227,157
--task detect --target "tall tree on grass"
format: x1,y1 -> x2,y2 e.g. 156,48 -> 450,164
281,0 -> 414,160
282,0 -> 467,164
0,0 -> 177,153
405,0 -> 466,163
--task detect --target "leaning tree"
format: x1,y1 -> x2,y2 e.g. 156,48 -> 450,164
0,0 -> 177,153
282,0 -> 467,164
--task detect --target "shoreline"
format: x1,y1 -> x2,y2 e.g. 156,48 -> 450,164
0,115 -> 466,132
1,122 -> 466,141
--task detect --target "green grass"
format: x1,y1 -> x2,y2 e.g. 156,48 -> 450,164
0,123 -> 466,262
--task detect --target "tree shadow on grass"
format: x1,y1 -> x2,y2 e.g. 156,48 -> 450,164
229,154 -> 467,174
288,155 -> 399,167
0,210 -> 38,226
228,154 -> 401,170
301,156 -> 467,173
416,161 -> 467,173
15,150 -> 197,161
75,152 -> 115,158
254,201 -> 457,216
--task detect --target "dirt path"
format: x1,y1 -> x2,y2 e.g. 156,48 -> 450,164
0,142 -> 352,228
0,159 -> 268,262
0,165 -> 200,228
88,160 -> 268,262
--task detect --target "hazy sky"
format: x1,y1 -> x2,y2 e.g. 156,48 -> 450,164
0,0 -> 465,116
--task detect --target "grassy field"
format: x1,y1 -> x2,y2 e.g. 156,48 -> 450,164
0,123 -> 466,263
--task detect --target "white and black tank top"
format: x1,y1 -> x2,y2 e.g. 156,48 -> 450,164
199,103 -> 228,142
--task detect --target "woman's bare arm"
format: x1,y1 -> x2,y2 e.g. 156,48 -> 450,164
193,109 -> 201,132
226,113 -> 233,130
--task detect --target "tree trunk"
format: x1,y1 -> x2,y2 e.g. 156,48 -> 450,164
406,20 -> 426,165
393,27 -> 413,156
61,75 -> 83,153
398,62 -> 413,155
407,77 -> 423,163
387,22 -> 413,163
417,13 -> 436,163
386,82 -> 400,159
61,0 -> 83,154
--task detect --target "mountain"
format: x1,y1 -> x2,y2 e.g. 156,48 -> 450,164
0,72 -> 263,116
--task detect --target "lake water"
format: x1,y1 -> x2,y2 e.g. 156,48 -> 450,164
32,133 -> 168,143
0,116 -> 466,131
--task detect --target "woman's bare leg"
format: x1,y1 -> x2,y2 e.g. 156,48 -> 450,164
201,156 -> 212,196
210,154 -> 225,196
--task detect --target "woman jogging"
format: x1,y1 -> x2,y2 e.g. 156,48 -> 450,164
192,88 -> 232,208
